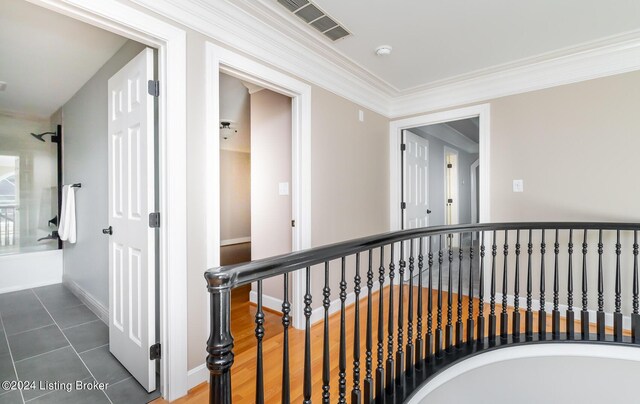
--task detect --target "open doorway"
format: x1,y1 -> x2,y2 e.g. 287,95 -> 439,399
219,71 -> 293,325
0,0 -> 162,401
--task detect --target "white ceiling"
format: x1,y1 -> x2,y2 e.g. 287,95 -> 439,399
0,0 -> 128,119
272,0 -> 640,92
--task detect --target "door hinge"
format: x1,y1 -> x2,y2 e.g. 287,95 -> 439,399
447,198 -> 454,204
400,143 -> 406,151
447,163 -> 453,168
150,343 -> 161,360
401,202 -> 406,209
291,220 -> 296,228
149,212 -> 160,228
147,80 -> 160,97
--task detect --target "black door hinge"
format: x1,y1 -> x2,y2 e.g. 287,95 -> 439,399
291,220 -> 296,228
148,80 -> 160,97
401,202 -> 406,209
400,143 -> 406,151
150,343 -> 161,360
447,163 -> 453,168
447,198 -> 454,204
149,212 -> 160,228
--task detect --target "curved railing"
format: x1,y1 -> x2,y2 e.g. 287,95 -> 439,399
206,222 -> 640,403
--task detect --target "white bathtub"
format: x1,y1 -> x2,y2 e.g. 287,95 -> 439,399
0,249 -> 63,294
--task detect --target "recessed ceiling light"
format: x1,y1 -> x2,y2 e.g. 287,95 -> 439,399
0,82 -> 6,91
375,45 -> 392,56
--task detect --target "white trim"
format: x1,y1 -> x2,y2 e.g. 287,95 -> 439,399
470,159 -> 479,225
187,364 -> 208,390
205,43 -> 312,339
249,291 -> 284,314
390,105 -> 491,232
443,146 -> 459,226
391,30 -> 640,117
62,275 -> 109,325
496,293 -> 633,331
131,0 -> 392,116
220,237 -> 251,247
26,0 -> 188,400
406,343 -> 640,404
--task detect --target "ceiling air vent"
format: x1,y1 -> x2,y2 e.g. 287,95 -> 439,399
276,0 -> 351,42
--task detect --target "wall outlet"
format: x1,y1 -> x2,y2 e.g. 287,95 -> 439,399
513,179 -> 524,193
278,182 -> 289,196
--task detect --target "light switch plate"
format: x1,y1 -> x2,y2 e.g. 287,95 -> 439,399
513,179 -> 524,193
358,109 -> 364,122
279,182 -> 289,196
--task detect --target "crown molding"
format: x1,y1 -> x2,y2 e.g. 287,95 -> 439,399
131,0 -> 640,120
130,0 -> 393,116
390,30 -> 640,118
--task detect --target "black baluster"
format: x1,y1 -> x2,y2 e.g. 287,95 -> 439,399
539,229 -> 547,339
446,235 -> 454,351
552,230 -> 560,339
364,251 -> 374,403
207,275 -> 234,404
396,242 -> 405,388
525,229 -> 533,340
633,231 -> 640,343
406,239 -> 415,378
352,254 -> 362,404
303,267 -> 312,404
477,232 -> 486,343
427,237 -> 434,363
339,258 -> 347,404
566,229 -> 574,340
416,238 -> 424,371
255,280 -> 265,404
489,231 -> 497,342
436,235 -> 444,357
614,230 -> 623,341
513,230 -> 521,339
281,274 -> 291,404
386,243 -> 395,394
376,247 -> 385,399
456,236 -> 464,347
322,262 -> 331,404
597,230 -> 605,340
467,232 -> 475,344
581,230 -> 589,340
501,230 -> 509,340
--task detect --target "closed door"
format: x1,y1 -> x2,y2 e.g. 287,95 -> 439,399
404,131 -> 429,229
107,47 -> 157,392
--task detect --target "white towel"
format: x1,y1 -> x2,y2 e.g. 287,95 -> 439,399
58,185 -> 77,243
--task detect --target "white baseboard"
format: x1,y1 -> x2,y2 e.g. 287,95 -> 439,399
249,290 -> 283,313
187,363 -> 208,390
63,275 -> 109,325
220,237 -> 251,247
495,293 -> 631,330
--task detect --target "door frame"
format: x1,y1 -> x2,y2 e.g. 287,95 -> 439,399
470,159 -> 480,224
205,43 -> 312,332
27,0 -> 188,400
443,146 -> 459,226
389,104 -> 490,231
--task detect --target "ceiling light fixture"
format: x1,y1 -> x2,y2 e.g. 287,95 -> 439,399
375,45 -> 392,56
220,121 -> 237,140
0,82 -> 7,91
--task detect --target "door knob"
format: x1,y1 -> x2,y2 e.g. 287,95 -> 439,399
426,209 -> 432,214
102,226 -> 113,235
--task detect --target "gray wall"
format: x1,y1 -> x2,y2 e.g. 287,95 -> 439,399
58,40 -> 146,308
408,127 -> 478,226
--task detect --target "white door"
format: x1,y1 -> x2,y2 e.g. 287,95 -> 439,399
107,48 -> 156,392
404,131 -> 429,229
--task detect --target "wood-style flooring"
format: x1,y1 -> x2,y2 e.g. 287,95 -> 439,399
155,283 -> 626,403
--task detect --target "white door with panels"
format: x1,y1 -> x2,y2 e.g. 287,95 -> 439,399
404,131 -> 430,229
107,48 -> 157,392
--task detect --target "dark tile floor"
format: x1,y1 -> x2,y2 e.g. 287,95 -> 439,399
0,285 -> 160,404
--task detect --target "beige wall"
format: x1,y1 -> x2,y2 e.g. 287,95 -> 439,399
250,89 -> 292,261
219,150 -> 250,241
489,70 -> 640,223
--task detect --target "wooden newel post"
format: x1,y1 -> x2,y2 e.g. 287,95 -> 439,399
206,271 -> 234,404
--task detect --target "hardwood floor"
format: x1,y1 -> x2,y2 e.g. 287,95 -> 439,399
154,283 -> 628,403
